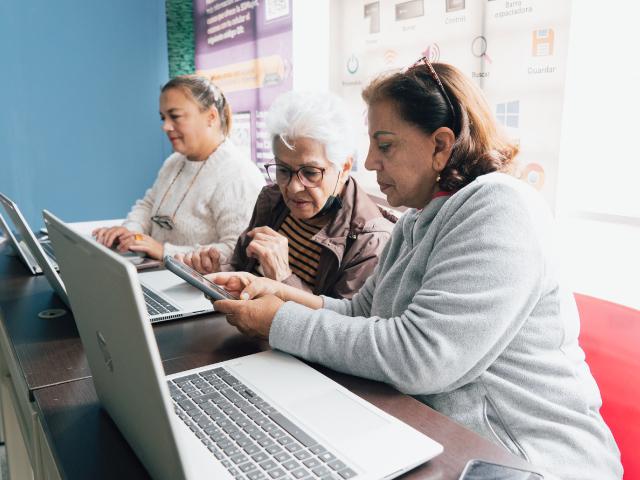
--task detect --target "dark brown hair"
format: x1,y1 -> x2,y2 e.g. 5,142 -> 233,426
362,62 -> 518,191
161,75 -> 232,136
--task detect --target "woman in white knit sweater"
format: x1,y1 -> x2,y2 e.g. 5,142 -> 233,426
93,75 -> 264,260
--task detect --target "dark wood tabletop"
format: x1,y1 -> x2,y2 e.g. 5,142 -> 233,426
0,253 -> 91,393
2,252 -> 534,479
0,253 -> 264,397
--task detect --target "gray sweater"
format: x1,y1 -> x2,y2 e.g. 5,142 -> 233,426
270,173 -> 622,480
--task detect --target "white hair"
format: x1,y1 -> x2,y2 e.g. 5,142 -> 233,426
266,91 -> 357,167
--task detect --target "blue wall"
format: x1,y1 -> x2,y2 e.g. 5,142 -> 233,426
0,1 -> 171,229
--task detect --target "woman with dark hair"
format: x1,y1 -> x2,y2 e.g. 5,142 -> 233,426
208,61 -> 622,479
93,75 -> 264,260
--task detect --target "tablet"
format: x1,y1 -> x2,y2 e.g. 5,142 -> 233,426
164,255 -> 237,301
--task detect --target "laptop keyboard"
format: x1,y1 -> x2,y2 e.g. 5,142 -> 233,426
168,367 -> 358,480
142,285 -> 178,316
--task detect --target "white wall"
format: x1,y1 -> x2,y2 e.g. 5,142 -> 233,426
556,0 -> 640,309
292,0 -> 331,91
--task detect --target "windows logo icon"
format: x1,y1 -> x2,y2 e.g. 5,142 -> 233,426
496,100 -> 519,128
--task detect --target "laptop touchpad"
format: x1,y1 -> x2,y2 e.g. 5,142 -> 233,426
292,389 -> 389,439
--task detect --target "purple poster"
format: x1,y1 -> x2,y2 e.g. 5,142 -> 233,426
194,0 -> 293,170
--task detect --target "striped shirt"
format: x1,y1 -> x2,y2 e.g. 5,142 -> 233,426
277,214 -> 324,286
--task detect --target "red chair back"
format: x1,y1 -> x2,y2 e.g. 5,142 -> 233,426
575,293 -> 640,479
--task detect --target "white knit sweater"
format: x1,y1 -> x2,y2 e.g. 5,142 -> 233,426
122,139 -> 265,259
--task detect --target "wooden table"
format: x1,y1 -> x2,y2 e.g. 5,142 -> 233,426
0,252 -> 534,479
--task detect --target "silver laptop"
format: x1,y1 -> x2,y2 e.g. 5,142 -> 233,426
0,193 -> 59,275
46,212 -> 443,480
40,210 -> 213,322
1,211 -> 43,274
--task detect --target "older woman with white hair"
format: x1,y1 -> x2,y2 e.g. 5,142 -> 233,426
176,90 -> 395,298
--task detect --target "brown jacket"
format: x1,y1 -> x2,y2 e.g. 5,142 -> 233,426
229,178 -> 395,299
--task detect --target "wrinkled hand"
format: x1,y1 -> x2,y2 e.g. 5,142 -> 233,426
213,295 -> 284,339
245,226 -> 292,281
206,272 -> 284,300
117,232 -> 164,259
175,247 -> 221,274
92,226 -> 132,248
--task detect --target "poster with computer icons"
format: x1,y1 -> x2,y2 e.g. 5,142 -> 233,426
193,0 -> 293,180
332,0 -> 572,209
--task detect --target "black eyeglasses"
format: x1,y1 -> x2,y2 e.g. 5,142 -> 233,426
264,163 -> 327,188
404,57 -> 457,125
